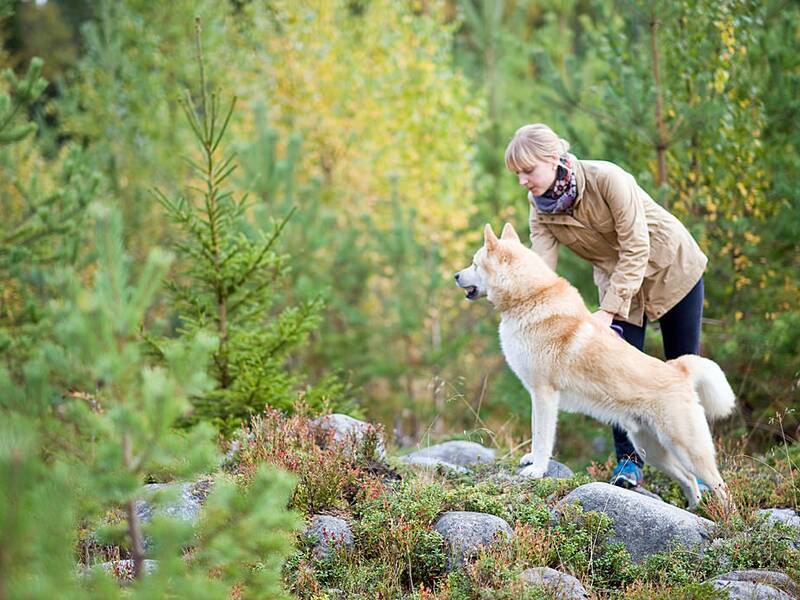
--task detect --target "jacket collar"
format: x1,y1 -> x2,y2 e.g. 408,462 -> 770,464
571,153 -> 586,207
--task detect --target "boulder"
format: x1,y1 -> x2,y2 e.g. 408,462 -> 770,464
518,459 -> 575,479
306,515 -> 354,560
433,511 -> 513,567
555,482 -> 713,562
520,567 -> 590,599
488,460 -> 573,486
757,508 -> 800,549
712,579 -> 794,600
91,478 -> 213,553
403,441 -> 495,469
310,414 -> 386,459
713,570 -> 799,599
630,485 -> 664,502
543,459 -> 574,479
398,454 -> 469,474
135,478 -> 212,525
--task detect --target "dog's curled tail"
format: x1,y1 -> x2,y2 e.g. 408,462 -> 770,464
670,355 -> 736,421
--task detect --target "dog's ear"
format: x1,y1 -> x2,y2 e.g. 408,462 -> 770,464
483,223 -> 498,252
500,222 -> 520,242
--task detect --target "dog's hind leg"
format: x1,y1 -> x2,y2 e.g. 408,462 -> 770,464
628,427 -> 702,508
654,404 -> 731,509
520,383 -> 560,478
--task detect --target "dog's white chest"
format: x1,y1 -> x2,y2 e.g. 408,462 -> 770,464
498,318 -> 539,388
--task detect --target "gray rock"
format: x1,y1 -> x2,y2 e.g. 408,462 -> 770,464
88,479 -> 213,561
555,482 -> 714,562
714,570 -> 799,599
488,460 -> 573,485
758,508 -> 800,528
403,441 -> 495,468
398,455 -> 469,474
520,567 -> 590,599
306,515 -> 353,560
434,511 -> 513,567
310,414 -> 386,459
757,508 -> 800,548
543,459 -> 574,479
517,459 -> 574,479
135,479 -> 212,525
712,579 -> 794,600
630,485 -> 664,502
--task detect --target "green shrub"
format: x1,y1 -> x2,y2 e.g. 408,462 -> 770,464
700,513 -> 800,577
355,479 -> 448,589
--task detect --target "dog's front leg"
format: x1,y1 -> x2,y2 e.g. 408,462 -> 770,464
519,384 -> 559,478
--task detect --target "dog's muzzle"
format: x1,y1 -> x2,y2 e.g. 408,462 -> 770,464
454,272 -> 479,300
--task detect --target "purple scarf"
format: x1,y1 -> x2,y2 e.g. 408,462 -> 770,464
532,154 -> 578,214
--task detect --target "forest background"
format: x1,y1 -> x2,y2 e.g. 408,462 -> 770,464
2,0 -> 799,471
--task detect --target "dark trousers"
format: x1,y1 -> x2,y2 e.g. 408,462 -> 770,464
612,277 -> 705,467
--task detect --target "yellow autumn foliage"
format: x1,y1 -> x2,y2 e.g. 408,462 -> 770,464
229,0 -> 482,262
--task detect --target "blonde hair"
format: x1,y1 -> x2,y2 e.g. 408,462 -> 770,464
504,124 -> 571,172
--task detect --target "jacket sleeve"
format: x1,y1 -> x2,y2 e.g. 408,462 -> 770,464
599,170 -> 650,318
528,197 -> 559,272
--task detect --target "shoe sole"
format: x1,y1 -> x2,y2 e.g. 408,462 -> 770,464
610,475 -> 640,489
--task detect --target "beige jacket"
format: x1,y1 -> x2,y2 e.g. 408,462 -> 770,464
528,155 -> 707,326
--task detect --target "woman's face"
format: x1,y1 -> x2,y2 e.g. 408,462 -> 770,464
515,155 -> 558,196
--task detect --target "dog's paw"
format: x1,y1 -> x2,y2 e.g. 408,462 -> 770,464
519,452 -> 538,467
519,464 -> 546,479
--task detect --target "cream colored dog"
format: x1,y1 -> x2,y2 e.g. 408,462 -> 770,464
455,223 -> 735,508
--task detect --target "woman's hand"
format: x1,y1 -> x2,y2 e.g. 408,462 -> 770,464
592,309 -> 615,327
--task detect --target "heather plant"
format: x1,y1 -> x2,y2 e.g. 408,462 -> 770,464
232,408 -> 386,515
620,582 -> 728,600
436,524 -> 559,599
286,478 -> 448,598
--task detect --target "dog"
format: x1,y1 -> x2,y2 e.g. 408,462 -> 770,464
454,223 -> 735,508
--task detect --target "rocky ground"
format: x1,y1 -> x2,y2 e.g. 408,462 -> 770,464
80,413 -> 800,599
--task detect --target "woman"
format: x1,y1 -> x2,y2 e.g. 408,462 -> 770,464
505,123 -> 707,489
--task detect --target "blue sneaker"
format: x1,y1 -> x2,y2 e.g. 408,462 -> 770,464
696,478 -> 711,495
610,461 -> 644,489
